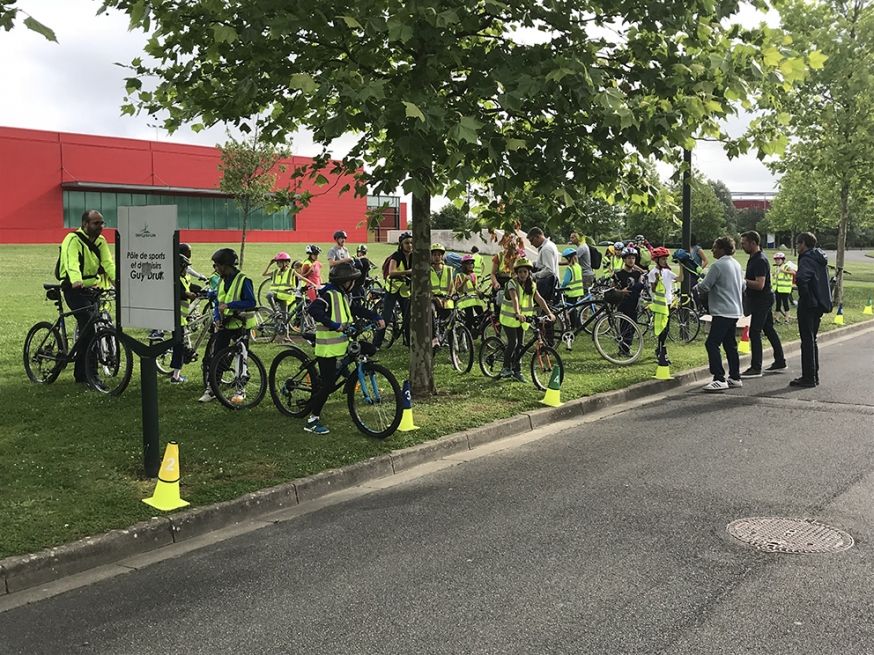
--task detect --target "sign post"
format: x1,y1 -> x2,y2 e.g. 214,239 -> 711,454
116,206 -> 180,478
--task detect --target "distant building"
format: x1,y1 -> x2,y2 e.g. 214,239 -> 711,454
730,191 -> 775,212
0,127 -> 406,244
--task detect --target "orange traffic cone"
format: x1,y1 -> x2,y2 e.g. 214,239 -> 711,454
143,442 -> 190,511
738,325 -> 751,354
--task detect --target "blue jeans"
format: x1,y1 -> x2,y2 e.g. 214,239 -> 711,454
706,316 -> 740,382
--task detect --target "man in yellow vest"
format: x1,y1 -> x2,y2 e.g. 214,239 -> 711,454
58,209 -> 116,384
304,262 -> 383,434
197,248 -> 257,403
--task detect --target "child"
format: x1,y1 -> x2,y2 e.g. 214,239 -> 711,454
455,254 -> 483,332
613,246 -> 646,354
773,252 -> 795,322
648,247 -> 676,366
262,251 -> 294,313
560,247 -> 586,329
300,244 -> 323,301
169,250 -> 199,384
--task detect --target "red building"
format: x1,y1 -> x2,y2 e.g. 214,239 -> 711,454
0,126 -> 406,244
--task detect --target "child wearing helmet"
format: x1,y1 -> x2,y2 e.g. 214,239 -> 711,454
304,262 -> 384,435
455,254 -> 484,331
772,251 -> 795,322
559,247 -> 586,300
373,232 -> 413,349
430,243 -> 453,312
328,231 -> 353,269
604,241 -> 625,272
613,246 -> 647,354
499,258 -> 555,382
168,249 -> 199,384
262,252 -> 295,314
300,245 -> 323,301
648,247 -> 676,366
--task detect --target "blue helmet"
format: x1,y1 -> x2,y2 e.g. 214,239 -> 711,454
562,247 -> 577,258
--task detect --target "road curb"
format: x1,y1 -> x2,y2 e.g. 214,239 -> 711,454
2,318 -> 872,597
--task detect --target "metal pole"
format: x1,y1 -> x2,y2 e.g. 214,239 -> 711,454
140,355 -> 161,477
681,147 -> 692,296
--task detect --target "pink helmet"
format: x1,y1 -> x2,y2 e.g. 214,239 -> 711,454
461,254 -> 474,263
773,251 -> 786,260
275,251 -> 291,261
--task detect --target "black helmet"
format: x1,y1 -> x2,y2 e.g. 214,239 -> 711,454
305,244 -> 321,255
398,231 -> 412,244
333,230 -> 348,240
357,244 -> 368,254
179,243 -> 192,258
329,261 -> 362,283
179,254 -> 191,268
211,248 -> 238,267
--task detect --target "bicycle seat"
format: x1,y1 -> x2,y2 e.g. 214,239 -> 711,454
43,283 -> 62,290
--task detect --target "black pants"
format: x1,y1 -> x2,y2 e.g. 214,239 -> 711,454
202,328 -> 246,388
619,307 -> 637,352
535,274 -> 556,345
374,293 -> 409,348
705,316 -> 740,382
749,304 -> 785,370
62,286 -> 99,382
504,325 -> 524,373
310,356 -> 338,417
797,308 -> 822,383
775,292 -> 792,313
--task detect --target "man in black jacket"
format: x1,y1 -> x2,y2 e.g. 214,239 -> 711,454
792,232 -> 832,387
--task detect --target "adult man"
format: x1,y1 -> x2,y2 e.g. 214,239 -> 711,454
58,210 -> 116,385
527,226 -> 559,344
740,231 -> 786,377
327,230 -> 353,268
569,232 -> 595,289
696,236 -> 744,392
792,232 -> 832,387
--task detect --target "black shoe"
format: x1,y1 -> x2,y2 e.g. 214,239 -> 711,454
789,377 -> 816,388
741,367 -> 763,379
766,361 -> 787,372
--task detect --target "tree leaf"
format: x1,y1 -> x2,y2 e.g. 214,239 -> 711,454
402,101 -> 425,122
314,174 -> 329,187
338,15 -> 362,29
212,24 -> 238,43
506,138 -> 526,151
289,73 -> 318,94
23,16 -> 57,42
807,50 -> 828,70
762,46 -> 782,68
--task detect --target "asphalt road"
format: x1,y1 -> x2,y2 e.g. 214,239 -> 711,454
3,330 -> 874,654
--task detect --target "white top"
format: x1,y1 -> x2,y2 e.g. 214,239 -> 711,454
327,245 -> 350,263
533,238 -> 560,279
648,267 -> 677,305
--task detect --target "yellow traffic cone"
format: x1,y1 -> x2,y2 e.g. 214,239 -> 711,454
143,441 -> 190,511
864,296 -> 873,315
397,380 -> 420,431
738,326 -> 751,354
654,364 -> 673,380
539,366 -> 563,407
834,303 -> 845,325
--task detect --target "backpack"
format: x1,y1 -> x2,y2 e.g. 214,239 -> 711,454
588,244 -> 603,270
55,231 -> 105,281
381,253 -> 394,281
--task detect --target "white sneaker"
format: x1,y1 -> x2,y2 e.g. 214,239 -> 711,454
727,378 -> 743,388
703,379 -> 729,392
198,390 -> 214,403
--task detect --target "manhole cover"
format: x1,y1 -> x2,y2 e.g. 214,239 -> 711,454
727,517 -> 854,554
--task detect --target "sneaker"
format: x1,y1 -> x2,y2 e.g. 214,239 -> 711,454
511,371 -> 527,383
740,367 -> 762,378
197,390 -> 215,403
304,417 -> 330,435
766,361 -> 787,372
789,377 -> 817,388
498,368 -> 513,379
727,377 -> 743,388
170,375 -> 187,384
702,379 -> 729,392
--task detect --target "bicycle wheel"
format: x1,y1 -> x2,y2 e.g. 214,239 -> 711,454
636,307 -> 653,336
345,362 -> 402,439
668,306 -> 701,343
592,312 -> 643,365
448,324 -> 474,373
23,321 -> 66,384
578,303 -> 596,335
257,277 -> 271,306
84,327 -> 133,395
528,344 -> 564,391
251,307 -> 280,343
478,335 -> 506,378
268,346 -> 319,418
209,346 -> 267,410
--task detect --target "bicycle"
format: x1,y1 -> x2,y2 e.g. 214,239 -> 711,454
150,291 -> 215,375
478,315 -> 564,390
251,289 -> 315,344
432,299 -> 475,373
207,329 -> 267,410
470,293 -> 502,342
267,321 -> 403,438
556,288 -> 645,365
23,285 -> 132,395
635,287 -> 701,343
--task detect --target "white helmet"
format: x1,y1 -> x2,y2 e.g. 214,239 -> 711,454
621,246 -> 638,257
614,241 -> 625,251
773,251 -> 786,260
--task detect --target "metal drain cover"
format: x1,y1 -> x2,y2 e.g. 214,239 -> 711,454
727,517 -> 854,554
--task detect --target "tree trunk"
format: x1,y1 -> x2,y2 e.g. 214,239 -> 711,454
410,192 -> 435,398
835,180 -> 850,307
240,201 -> 250,270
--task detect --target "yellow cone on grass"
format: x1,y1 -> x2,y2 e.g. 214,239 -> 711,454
397,380 -> 420,431
143,441 -> 190,511
834,303 -> 845,325
864,296 -> 873,315
654,364 -> 673,380
540,366 -> 563,407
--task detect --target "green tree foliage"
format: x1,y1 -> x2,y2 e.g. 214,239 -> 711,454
0,1 -> 57,41
430,204 -> 470,231
104,0 -> 803,396
709,179 -> 738,235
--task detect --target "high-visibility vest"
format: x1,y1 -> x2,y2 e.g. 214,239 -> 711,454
59,228 -> 115,287
612,255 -> 623,271
271,267 -> 295,301
180,275 -> 191,327
471,254 -> 485,281
217,272 -> 256,330
500,279 -> 534,328
650,274 -> 669,315
430,266 -> 453,297
564,263 -> 585,298
387,255 -> 411,297
774,266 -> 793,293
314,289 -> 352,357
456,273 -> 483,310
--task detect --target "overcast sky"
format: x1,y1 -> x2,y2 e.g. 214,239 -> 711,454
1,0 -> 779,207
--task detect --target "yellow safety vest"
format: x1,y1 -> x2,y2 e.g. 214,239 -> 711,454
430,266 -> 453,297
315,289 -> 352,357
774,266 -> 793,294
456,273 -> 483,310
564,263 -> 585,298
271,267 -> 295,301
180,275 -> 191,327
471,254 -> 485,282
218,272 -> 256,330
59,228 -> 115,287
650,274 -> 669,335
500,279 -> 534,329
387,255 -> 411,298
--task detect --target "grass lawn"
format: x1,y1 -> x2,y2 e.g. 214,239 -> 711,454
1,240 -> 873,558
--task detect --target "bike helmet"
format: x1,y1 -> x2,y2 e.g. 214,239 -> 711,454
614,241 -> 625,251
621,246 -> 638,257
773,251 -> 786,260
179,243 -> 192,258
211,248 -> 238,267
179,254 -> 191,268
357,244 -> 368,254
514,257 -> 534,270
398,231 -> 412,244
305,244 -> 321,255
461,254 -> 475,266
333,230 -> 348,240
651,246 -> 670,259
635,234 -> 645,242
430,242 -> 446,252
275,251 -> 291,261
562,247 -> 577,258
329,261 -> 362,283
